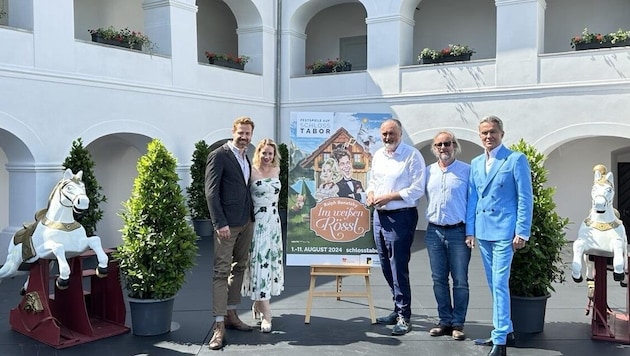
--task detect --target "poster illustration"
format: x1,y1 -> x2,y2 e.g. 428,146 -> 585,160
286,112 -> 390,266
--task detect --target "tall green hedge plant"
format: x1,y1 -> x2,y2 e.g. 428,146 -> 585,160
116,139 -> 199,300
62,138 -> 107,236
509,139 -> 569,297
186,140 -> 211,220
278,142 -> 289,211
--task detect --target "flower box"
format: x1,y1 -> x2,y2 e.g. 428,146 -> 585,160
419,53 -> 472,64
612,39 -> 630,48
205,52 -> 248,71
574,42 -> 612,51
91,33 -> 142,50
307,59 -> 352,74
570,28 -> 630,51
208,58 -> 245,70
311,64 -> 351,74
312,66 -> 333,74
418,44 -> 474,65
89,27 -> 152,51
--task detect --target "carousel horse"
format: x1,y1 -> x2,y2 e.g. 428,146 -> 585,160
571,165 -> 628,286
0,169 -> 108,291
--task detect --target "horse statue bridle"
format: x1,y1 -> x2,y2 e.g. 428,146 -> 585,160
40,178 -> 83,232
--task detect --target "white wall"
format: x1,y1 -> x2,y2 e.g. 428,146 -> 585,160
414,0 -> 496,61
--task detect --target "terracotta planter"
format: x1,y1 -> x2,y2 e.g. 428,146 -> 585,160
208,58 -> 245,70
90,34 -> 142,51
419,53 -> 472,64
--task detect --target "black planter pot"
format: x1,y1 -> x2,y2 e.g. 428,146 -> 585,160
311,66 -> 334,74
611,39 -> 630,48
192,218 -> 213,237
574,42 -> 613,51
311,64 -> 352,74
91,34 -> 142,51
208,58 -> 245,70
510,294 -> 550,333
419,53 -> 472,64
128,296 -> 175,336
337,63 -> 352,72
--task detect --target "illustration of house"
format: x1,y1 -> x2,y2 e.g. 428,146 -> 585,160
299,127 -> 371,187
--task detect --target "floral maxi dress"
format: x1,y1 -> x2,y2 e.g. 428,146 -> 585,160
242,178 -> 285,300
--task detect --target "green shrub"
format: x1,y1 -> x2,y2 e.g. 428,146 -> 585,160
62,138 -> 107,236
509,139 -> 569,297
278,142 -> 289,211
186,140 -> 212,220
116,139 -> 199,300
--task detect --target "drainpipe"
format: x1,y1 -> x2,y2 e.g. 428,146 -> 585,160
275,0 -> 282,142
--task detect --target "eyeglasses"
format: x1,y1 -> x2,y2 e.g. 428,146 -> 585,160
433,141 -> 452,148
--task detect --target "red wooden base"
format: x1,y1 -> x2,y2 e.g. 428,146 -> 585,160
590,255 -> 630,344
9,251 -> 129,349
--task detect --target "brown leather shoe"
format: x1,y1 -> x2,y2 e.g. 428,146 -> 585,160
225,309 -> 253,331
451,326 -> 465,340
208,321 -> 225,350
429,324 -> 452,336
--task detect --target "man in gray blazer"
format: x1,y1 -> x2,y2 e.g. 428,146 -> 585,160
205,116 -> 256,350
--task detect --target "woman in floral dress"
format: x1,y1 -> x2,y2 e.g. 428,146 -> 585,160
241,138 -> 284,332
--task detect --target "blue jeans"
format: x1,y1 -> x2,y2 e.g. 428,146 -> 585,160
425,223 -> 471,327
373,208 -> 418,320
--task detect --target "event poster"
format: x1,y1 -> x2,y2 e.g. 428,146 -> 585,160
285,112 -> 390,266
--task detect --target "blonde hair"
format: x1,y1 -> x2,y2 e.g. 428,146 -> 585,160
321,157 -> 342,183
253,138 -> 280,167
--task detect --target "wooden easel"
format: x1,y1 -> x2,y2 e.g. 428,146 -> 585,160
304,264 -> 376,324
9,249 -> 129,348
589,255 -> 630,344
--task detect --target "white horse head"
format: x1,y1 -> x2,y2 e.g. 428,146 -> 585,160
591,166 -> 614,214
572,165 -> 628,286
0,169 -> 109,291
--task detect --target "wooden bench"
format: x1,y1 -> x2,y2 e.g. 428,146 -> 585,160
304,264 -> 376,324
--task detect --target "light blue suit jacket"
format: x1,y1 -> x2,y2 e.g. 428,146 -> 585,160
465,145 -> 533,241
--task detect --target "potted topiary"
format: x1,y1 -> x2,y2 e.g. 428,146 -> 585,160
62,138 -> 107,237
115,139 -> 199,336
509,139 -> 569,333
186,140 -> 213,237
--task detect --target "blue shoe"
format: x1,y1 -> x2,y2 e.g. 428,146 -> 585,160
376,311 -> 398,325
391,317 -> 412,335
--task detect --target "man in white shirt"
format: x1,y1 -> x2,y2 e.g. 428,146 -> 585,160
366,118 -> 426,335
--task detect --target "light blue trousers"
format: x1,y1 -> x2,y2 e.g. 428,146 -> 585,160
478,239 -> 514,345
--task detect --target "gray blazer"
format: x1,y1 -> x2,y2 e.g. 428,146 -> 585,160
205,143 -> 254,230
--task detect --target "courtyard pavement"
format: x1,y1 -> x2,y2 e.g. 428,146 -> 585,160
0,231 -> 629,355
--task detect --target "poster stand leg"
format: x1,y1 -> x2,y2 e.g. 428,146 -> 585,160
304,264 -> 376,324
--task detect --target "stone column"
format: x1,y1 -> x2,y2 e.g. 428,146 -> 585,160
366,14 -> 412,95
31,0 -> 75,71
495,0 -> 546,86
143,0 -> 198,87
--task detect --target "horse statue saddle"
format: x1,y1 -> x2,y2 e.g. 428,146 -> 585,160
13,209 -> 47,263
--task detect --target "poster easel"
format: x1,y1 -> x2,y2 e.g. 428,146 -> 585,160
304,264 -> 376,324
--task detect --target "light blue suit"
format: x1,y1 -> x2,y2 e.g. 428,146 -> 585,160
465,145 -> 533,344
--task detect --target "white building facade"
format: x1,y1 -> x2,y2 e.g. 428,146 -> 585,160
1,0 -> 629,261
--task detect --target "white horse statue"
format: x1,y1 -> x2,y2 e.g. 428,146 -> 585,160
571,165 -> 628,285
0,169 -> 109,290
